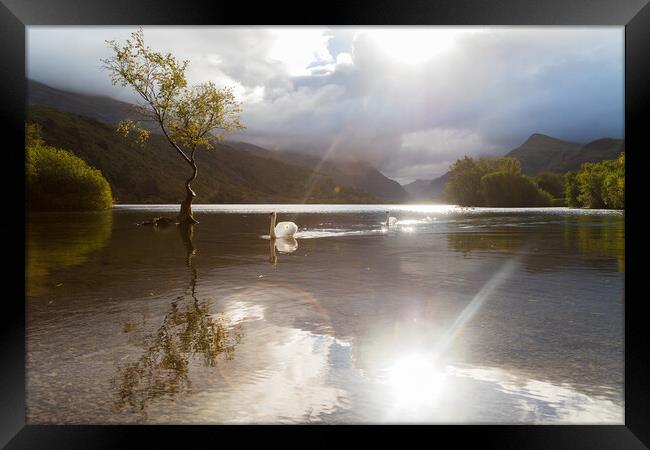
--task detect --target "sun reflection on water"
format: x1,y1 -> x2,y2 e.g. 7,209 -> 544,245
383,353 -> 446,411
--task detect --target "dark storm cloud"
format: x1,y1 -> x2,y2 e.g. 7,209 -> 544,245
27,26 -> 623,182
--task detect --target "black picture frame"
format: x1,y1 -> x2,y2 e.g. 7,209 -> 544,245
2,0 -> 648,447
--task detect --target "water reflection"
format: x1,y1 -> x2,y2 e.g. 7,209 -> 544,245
447,231 -> 522,256
26,211 -> 113,296
447,215 -> 624,273
112,224 -> 243,415
570,215 -> 624,272
269,237 -> 298,265
206,284 -> 352,423
447,365 -> 623,424
26,207 -> 624,424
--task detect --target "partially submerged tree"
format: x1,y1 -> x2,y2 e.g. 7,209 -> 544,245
103,28 -> 244,224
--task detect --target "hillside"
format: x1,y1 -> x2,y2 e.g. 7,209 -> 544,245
505,133 -> 624,175
226,142 -> 409,201
555,138 -> 625,172
429,173 -> 450,199
28,80 -> 408,202
505,134 -> 583,175
27,106 -> 381,204
28,79 -> 147,129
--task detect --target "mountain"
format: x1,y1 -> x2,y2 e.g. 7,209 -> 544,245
429,172 -> 450,199
402,179 -> 435,201
400,174 -> 449,202
28,80 -> 408,202
226,142 -> 409,201
425,134 -> 624,202
28,79 -> 143,128
554,138 -> 625,172
27,105 -> 381,204
504,133 -> 624,175
505,133 -> 583,175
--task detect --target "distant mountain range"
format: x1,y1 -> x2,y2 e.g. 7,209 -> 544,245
504,133 -> 624,175
27,80 -> 408,203
27,80 -> 623,204
402,179 -> 436,201
418,133 -> 624,200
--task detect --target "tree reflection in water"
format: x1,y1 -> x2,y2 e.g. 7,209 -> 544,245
572,215 -> 624,272
27,211 -> 113,296
447,215 -> 624,273
112,224 -> 243,414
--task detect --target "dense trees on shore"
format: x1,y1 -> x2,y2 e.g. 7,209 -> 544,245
445,156 -> 552,207
26,123 -> 113,211
445,153 -> 624,209
565,153 -> 624,209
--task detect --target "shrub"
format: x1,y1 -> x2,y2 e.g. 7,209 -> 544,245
481,171 -> 553,207
26,124 -> 113,211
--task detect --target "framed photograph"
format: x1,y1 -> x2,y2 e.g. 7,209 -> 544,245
2,0 -> 648,447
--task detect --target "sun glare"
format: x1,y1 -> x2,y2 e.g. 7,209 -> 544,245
385,353 -> 446,408
360,29 -> 470,64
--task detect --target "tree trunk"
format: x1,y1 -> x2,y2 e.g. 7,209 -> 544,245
177,158 -> 199,225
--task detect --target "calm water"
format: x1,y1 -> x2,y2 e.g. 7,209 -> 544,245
26,205 -> 624,424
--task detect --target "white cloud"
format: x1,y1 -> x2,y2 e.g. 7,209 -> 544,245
267,28 -> 334,76
336,52 -> 353,65
27,26 -> 624,183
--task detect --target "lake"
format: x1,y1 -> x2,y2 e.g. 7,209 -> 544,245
26,204 -> 624,424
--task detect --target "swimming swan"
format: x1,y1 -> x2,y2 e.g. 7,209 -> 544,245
269,212 -> 298,239
385,210 -> 398,228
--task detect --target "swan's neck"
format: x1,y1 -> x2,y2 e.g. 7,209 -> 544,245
386,212 -> 390,227
270,215 -> 276,239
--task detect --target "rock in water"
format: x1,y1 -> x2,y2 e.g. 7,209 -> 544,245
138,217 -> 177,227
154,217 -> 176,227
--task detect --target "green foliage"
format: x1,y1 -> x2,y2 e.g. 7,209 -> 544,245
534,172 -> 565,199
26,123 -> 113,211
445,156 -> 551,207
103,28 -> 244,159
602,153 -> 625,209
444,156 -> 485,206
567,153 -> 624,209
481,171 -> 552,207
576,163 -> 605,208
564,172 -> 580,207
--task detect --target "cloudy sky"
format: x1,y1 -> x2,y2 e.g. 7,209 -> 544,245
27,26 -> 623,183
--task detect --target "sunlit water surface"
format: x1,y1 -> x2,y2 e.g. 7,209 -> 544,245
26,204 -> 624,424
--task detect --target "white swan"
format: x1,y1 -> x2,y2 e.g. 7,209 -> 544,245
385,210 -> 398,228
269,212 -> 298,239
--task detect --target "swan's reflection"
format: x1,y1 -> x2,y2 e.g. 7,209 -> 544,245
276,237 -> 298,253
269,237 -> 298,265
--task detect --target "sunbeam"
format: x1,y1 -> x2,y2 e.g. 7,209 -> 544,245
433,257 -> 521,358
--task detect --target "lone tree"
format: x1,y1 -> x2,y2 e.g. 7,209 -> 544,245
103,28 -> 244,224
